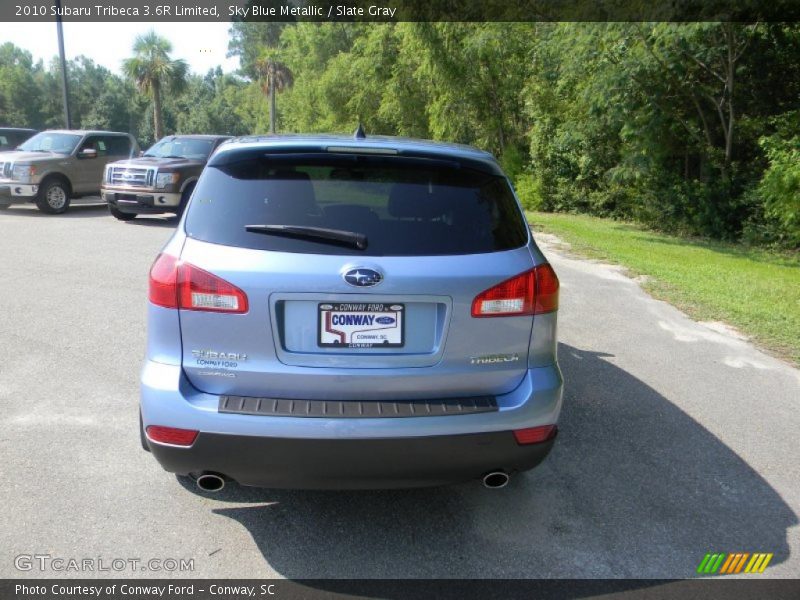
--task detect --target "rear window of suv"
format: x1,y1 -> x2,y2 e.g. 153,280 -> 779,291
185,154 -> 528,256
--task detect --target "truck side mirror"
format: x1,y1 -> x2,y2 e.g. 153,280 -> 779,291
79,148 -> 98,159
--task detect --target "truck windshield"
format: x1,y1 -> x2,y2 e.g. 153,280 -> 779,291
143,137 -> 215,160
18,132 -> 81,154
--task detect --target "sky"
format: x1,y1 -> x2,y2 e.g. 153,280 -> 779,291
1,22 -> 240,75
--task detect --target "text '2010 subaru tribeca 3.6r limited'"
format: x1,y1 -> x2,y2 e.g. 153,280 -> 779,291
141,133 -> 563,491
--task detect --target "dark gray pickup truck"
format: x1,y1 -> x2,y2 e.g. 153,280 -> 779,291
101,134 -> 231,221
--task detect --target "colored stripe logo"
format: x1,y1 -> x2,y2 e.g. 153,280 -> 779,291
697,552 -> 773,574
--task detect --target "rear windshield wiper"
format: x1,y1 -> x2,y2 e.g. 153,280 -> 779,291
245,224 -> 367,250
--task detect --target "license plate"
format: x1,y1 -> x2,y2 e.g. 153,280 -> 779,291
318,302 -> 404,348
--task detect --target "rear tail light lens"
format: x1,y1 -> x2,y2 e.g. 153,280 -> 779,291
149,253 -> 179,309
513,425 -> 558,445
472,269 -> 535,317
145,425 -> 198,446
148,253 -> 248,313
178,262 -> 249,313
471,264 -> 559,317
533,263 -> 560,315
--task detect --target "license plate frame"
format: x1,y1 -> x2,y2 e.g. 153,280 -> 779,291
318,302 -> 405,349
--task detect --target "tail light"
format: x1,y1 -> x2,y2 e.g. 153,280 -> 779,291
179,262 -> 249,313
146,425 -> 198,446
513,425 -> 558,445
148,253 -> 248,313
149,253 -> 179,308
471,264 -> 559,317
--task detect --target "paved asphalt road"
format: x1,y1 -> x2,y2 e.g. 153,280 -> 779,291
0,203 -> 798,581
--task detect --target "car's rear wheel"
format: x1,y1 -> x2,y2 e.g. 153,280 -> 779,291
35,178 -> 71,214
109,205 -> 136,221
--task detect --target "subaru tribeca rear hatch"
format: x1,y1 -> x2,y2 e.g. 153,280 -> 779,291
141,135 -> 563,490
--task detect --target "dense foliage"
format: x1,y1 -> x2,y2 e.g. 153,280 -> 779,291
0,41 -> 252,145
1,22 -> 798,247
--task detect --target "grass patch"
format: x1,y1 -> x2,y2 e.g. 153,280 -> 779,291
527,211 -> 800,365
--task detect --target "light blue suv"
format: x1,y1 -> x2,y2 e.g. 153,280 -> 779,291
140,133 -> 563,491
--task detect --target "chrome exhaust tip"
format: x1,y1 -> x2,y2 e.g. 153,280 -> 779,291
195,472 -> 226,493
482,471 -> 510,489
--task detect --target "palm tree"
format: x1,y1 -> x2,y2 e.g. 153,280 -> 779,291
122,31 -> 188,140
253,48 -> 294,134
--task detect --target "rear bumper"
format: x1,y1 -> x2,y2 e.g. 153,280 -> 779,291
147,430 -> 556,489
103,188 -> 181,213
140,361 -> 563,489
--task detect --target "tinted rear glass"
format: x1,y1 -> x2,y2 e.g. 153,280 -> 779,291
185,154 -> 528,256
0,130 -> 33,149
103,135 -> 133,156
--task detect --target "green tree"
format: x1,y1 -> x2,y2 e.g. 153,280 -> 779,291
0,43 -> 43,127
253,48 -> 293,133
174,68 -> 250,136
228,19 -> 287,79
756,124 -> 800,246
122,31 -> 188,140
277,23 -> 369,133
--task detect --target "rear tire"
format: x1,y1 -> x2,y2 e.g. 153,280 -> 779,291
35,177 -> 71,214
109,205 -> 136,221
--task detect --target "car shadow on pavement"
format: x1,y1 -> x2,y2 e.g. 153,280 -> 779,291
0,203 -> 108,218
123,215 -> 179,228
187,343 -> 796,582
0,204 -> 178,227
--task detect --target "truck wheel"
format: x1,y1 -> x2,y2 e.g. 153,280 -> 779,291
109,205 -> 136,221
35,178 -> 71,214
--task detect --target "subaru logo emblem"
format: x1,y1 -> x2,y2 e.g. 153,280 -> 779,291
343,268 -> 383,287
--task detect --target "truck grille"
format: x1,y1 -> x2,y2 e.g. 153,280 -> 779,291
0,162 -> 11,179
108,166 -> 154,188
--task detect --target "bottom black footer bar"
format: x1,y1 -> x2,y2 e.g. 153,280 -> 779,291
3,579 -> 800,600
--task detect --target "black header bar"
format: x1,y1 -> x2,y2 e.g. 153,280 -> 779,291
3,0 -> 800,22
